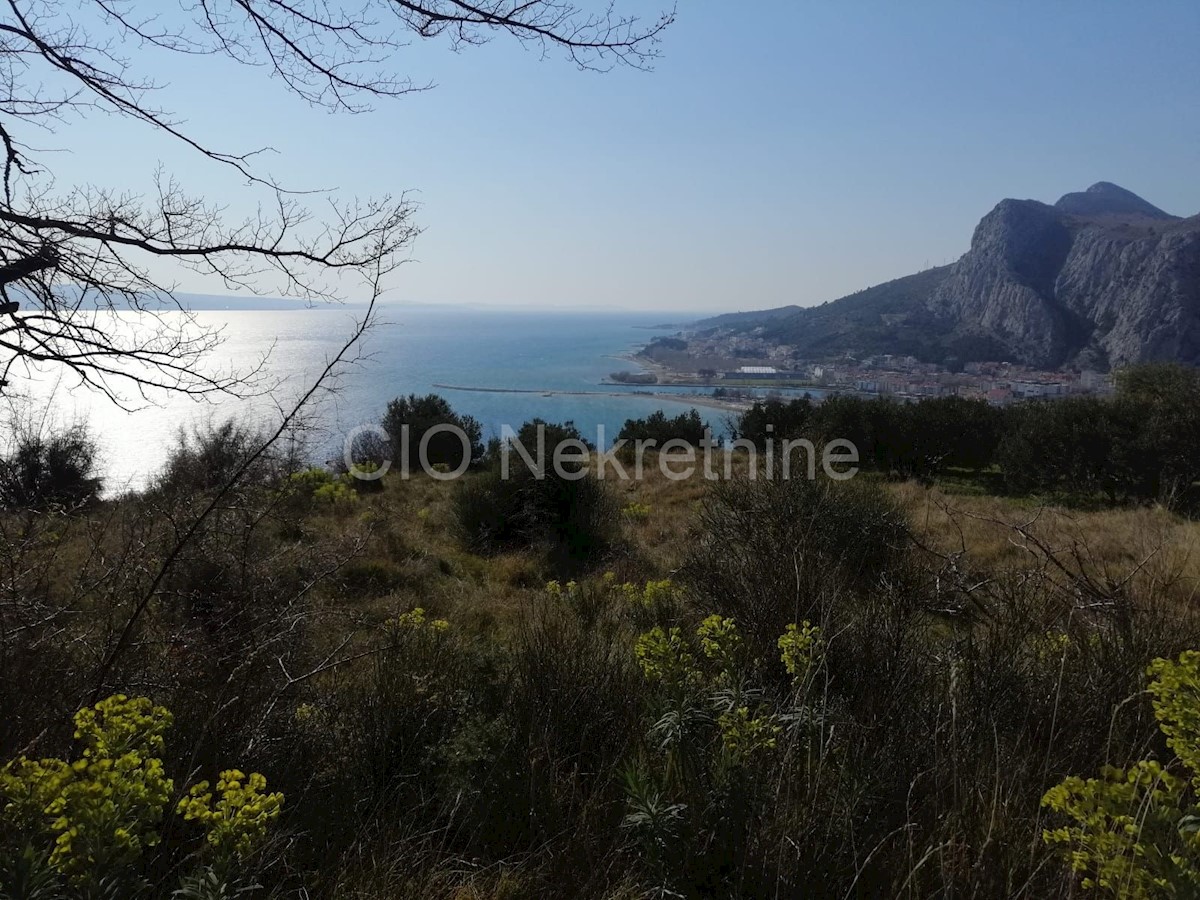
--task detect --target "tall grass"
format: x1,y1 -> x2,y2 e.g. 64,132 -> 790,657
5,452 -> 1200,897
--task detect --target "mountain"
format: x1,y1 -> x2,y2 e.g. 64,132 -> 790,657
697,183 -> 1200,369
1054,181 -> 1176,220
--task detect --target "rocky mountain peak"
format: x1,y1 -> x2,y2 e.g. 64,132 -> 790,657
1054,182 -> 1177,220
697,182 -> 1199,371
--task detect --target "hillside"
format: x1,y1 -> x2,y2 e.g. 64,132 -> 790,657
7,428 -> 1200,897
698,183 -> 1200,369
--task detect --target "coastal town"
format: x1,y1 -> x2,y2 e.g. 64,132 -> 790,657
623,329 -> 1115,406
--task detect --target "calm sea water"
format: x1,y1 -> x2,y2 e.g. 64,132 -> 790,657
28,306 -> 734,491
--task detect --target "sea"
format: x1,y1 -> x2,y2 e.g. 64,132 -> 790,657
14,306 -> 781,492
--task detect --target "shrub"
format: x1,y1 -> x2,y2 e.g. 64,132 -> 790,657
157,418 -> 286,495
452,418 -> 617,566
381,394 -> 483,473
0,423 -> 101,510
452,466 -> 618,567
618,409 -> 709,447
682,470 -> 911,647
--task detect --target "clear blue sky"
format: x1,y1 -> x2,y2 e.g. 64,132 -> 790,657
49,0 -> 1200,313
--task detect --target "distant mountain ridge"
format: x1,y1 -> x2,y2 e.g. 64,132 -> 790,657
697,183 -> 1200,369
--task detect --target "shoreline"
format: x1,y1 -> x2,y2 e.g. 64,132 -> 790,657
610,349 -> 826,392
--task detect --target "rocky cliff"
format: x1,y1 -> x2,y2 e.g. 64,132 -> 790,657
930,183 -> 1200,368
700,183 -> 1200,369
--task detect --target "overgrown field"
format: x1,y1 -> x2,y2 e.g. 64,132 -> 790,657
5,424 -> 1200,898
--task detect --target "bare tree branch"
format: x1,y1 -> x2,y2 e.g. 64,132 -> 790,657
0,0 -> 672,402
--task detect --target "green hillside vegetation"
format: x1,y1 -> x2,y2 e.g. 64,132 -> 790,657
5,374 -> 1200,897
735,364 -> 1200,509
696,266 -> 978,363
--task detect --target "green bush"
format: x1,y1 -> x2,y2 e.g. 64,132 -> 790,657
381,394 -> 483,473
682,470 -> 911,647
0,424 -> 101,510
452,464 -> 618,568
618,409 -> 709,447
454,420 -> 617,566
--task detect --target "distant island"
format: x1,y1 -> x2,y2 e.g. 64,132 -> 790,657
67,289 -> 371,311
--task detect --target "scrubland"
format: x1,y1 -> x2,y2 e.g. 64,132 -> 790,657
6,434 -> 1200,898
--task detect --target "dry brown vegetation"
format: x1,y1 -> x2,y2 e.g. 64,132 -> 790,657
6,446 -> 1200,897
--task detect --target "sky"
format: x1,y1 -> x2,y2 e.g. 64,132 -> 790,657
38,0 -> 1200,314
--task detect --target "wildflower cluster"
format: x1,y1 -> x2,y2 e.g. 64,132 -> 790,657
1147,651 -> 1200,777
635,616 -> 780,766
778,621 -> 823,683
544,580 -> 579,599
1031,631 -> 1072,666
1042,762 -> 1193,898
288,466 -> 335,492
617,577 -> 680,614
697,614 -> 742,674
1042,650 -> 1200,896
178,770 -> 285,859
1,695 -> 174,882
716,705 -> 781,763
388,606 -> 451,632
348,460 -> 382,480
621,501 -> 652,521
313,480 -> 359,505
288,466 -> 359,505
635,626 -> 702,689
0,695 -> 286,893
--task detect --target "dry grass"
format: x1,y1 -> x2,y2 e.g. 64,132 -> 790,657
293,465 -> 1200,632
896,480 -> 1200,608
10,458 -> 1200,898
16,462 -> 1199,648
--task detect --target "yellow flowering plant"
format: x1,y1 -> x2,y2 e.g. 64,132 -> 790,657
621,501 -> 652,521
1,695 -> 175,884
716,705 -> 781,763
177,770 -> 284,861
1041,650 -> 1200,897
618,578 -> 680,613
387,606 -> 451,633
778,621 -> 823,684
633,616 -> 780,769
623,614 -> 788,875
696,614 -> 742,676
0,695 -> 285,897
635,626 -> 702,690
